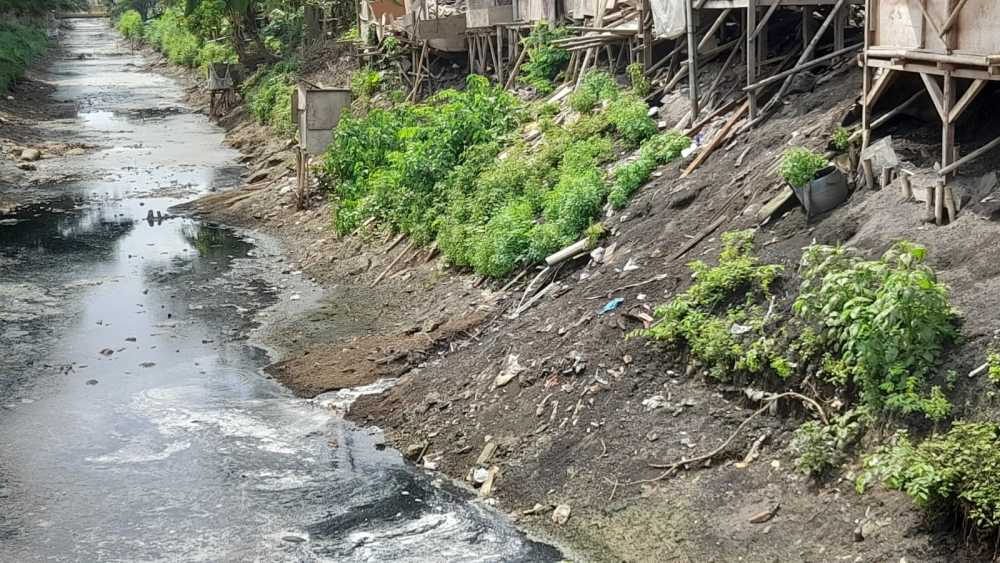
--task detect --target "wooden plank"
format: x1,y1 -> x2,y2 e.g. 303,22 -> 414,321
681,99 -> 749,178
948,78 -> 986,122
865,68 -> 897,107
938,132 -> 1000,176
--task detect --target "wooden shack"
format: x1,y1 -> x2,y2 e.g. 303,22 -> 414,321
861,0 -> 1000,181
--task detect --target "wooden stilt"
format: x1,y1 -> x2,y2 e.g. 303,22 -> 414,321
746,0 -> 758,119
685,0 -> 700,119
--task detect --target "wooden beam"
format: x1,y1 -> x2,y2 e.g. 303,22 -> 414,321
747,0 -> 758,118
686,0 -> 700,119
938,133 -> 1000,176
697,8 -> 732,52
743,42 -> 862,91
915,0 -> 945,42
864,68 -> 896,107
750,0 -> 781,41
949,79 -> 986,123
940,0 -> 971,36
919,72 -> 946,122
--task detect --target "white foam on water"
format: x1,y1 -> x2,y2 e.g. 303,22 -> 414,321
313,378 -> 398,412
86,440 -> 191,464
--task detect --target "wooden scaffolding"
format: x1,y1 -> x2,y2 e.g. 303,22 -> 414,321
860,0 -> 1000,184
672,0 -> 861,125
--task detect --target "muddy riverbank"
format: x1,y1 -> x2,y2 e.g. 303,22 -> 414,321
0,18 -> 562,562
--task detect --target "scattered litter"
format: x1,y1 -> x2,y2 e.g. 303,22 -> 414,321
494,354 -> 525,388
600,298 -> 624,314
642,395 -> 668,411
729,323 -> 752,335
551,504 -> 571,525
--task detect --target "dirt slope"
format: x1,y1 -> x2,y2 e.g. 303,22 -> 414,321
180,51 -> 1000,560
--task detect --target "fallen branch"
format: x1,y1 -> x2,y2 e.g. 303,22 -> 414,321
629,392 -> 826,486
371,240 -> 414,287
586,273 -> 669,300
671,215 -> 728,261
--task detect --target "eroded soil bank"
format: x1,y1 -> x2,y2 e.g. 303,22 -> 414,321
178,40 -> 1000,560
0,18 -> 561,562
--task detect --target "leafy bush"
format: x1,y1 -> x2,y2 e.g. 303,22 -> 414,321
196,41 -> 237,73
792,408 -> 869,476
569,70 -> 617,113
989,351 -> 1000,385
116,9 -> 143,42
780,147 -> 829,187
627,62 -> 651,96
606,93 -> 657,147
608,130 -> 690,208
243,63 -> 297,136
794,242 -> 958,420
858,423 -> 1000,530
144,9 -> 201,67
351,67 -> 382,99
832,126 -> 850,151
0,21 -> 48,92
637,230 -> 786,380
519,23 -> 571,94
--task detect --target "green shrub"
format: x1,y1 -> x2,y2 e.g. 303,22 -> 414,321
858,423 -> 1000,530
243,63 -> 297,136
627,62 -> 651,96
569,70 -> 617,113
607,93 -> 656,147
196,41 -> 237,73
637,230 -> 785,380
351,67 -> 382,99
116,9 -> 143,42
519,23 -> 571,94
0,22 -> 48,92
780,147 -> 829,187
144,9 -> 202,67
832,126 -> 850,151
792,408 -> 869,476
989,351 -> 1000,385
608,130 -> 690,208
794,242 -> 958,420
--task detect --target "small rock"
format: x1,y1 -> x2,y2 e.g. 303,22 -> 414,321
494,354 -> 525,388
551,504 -> 571,525
99,348 -> 114,356
85,379 -> 98,385
65,147 -> 86,156
473,467 -> 490,484
281,535 -> 306,543
749,503 -> 780,524
20,148 -> 41,162
646,431 -> 659,442
139,362 -> 156,368
642,395 -> 668,411
16,162 -> 35,171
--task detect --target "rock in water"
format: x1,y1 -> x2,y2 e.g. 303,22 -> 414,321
20,148 -> 41,162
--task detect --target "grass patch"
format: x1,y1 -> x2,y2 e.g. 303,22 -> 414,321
243,62 -> 297,136
518,23 -> 570,94
0,21 -> 48,92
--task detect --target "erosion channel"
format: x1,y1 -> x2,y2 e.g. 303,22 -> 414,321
0,18 -> 560,562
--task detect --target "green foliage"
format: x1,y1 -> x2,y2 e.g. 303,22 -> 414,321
116,9 -> 144,41
832,126 -> 851,151
606,93 -> 657,147
196,41 -> 237,73
519,23 -> 571,94
794,242 -> 958,420
243,63 -> 296,136
607,130 -> 690,208
145,8 -> 201,67
986,351 -> 1000,385
627,62 -> 650,96
339,25 -> 359,42
780,147 -> 829,188
351,67 -> 382,99
569,70 -> 617,113
637,231 -> 785,380
792,408 -> 870,476
0,21 -> 48,92
859,423 -> 1000,530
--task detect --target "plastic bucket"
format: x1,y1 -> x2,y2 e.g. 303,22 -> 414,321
790,166 -> 849,218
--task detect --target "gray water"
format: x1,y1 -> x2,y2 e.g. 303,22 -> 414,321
0,19 -> 560,562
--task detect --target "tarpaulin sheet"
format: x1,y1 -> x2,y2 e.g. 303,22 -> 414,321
649,0 -> 686,39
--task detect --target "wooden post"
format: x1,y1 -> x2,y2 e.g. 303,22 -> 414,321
860,0 -> 873,149
900,172 -> 912,200
942,71 -> 955,183
746,0 -> 757,119
685,0 -> 700,120
934,180 -> 945,225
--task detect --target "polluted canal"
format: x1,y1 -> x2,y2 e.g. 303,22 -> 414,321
0,18 -> 561,562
